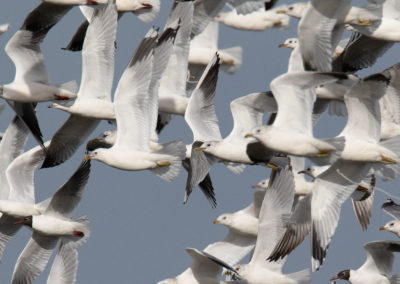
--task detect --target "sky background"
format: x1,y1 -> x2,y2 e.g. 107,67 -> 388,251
0,0 -> 400,283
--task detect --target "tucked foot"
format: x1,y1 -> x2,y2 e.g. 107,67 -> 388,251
73,230 -> 84,237
140,2 -> 153,8
316,148 -> 331,157
356,17 -> 372,26
223,59 -> 235,66
266,162 -> 278,170
157,161 -> 171,167
273,20 -> 283,26
381,155 -> 396,164
54,94 -> 71,100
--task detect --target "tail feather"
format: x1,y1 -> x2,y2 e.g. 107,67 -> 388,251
134,0 -> 160,23
63,215 -> 91,250
150,140 -> 186,182
54,80 -> 78,94
220,46 -> 243,74
287,269 -> 311,284
309,136 -> 345,166
374,135 -> 400,180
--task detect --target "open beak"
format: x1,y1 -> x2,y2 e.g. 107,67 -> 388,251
278,43 -> 288,48
84,154 -> 92,161
244,133 -> 253,138
194,147 -> 206,151
298,170 -> 307,174
379,226 -> 387,231
14,221 -> 23,225
213,220 -> 220,224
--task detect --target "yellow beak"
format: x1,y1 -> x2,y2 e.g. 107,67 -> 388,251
84,154 -> 92,161
379,226 -> 386,231
276,9 -> 287,14
213,220 -> 220,224
194,147 -> 206,151
244,133 -> 254,138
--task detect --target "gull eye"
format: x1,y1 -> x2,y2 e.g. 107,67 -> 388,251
207,143 -> 211,147
222,216 -> 227,220
390,223 -> 394,227
288,6 -> 293,10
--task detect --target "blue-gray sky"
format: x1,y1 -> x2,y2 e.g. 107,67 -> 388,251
0,0 -> 400,283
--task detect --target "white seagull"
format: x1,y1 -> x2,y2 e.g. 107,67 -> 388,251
43,1 -> 118,168
11,159 -> 91,283
86,29 -> 186,182
330,241 -> 400,284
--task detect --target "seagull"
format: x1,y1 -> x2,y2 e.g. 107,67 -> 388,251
297,0 -> 380,71
157,0 -> 193,133
345,0 -> 400,42
246,71 -> 347,164
46,242 -> 79,284
157,190 -> 266,283
330,241 -> 400,284
86,28 -> 186,182
216,167 -> 311,283
213,189 -> 265,237
379,199 -> 400,237
0,116 -> 29,260
195,91 -> 277,167
42,1 -> 118,168
379,62 -> 400,140
188,21 -> 242,88
2,2 -> 76,150
11,159 -> 91,283
214,4 -> 290,31
63,0 -> 160,51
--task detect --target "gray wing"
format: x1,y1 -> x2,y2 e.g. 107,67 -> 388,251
382,199 -> 400,220
204,229 -> 256,266
183,144 -> 217,207
311,160 -> 371,271
44,159 -> 91,218
268,193 -> 312,261
351,175 -> 375,231
47,242 -> 78,284
332,32 -> 394,72
360,241 -> 400,276
0,215 -> 21,262
42,115 -> 99,168
250,167 -> 295,270
192,0 -> 227,38
12,232 -> 59,284
0,116 -> 29,200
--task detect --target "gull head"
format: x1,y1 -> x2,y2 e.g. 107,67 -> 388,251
279,38 -> 298,49
252,179 -> 268,189
213,213 -> 233,227
330,269 -> 350,281
279,2 -> 308,18
245,127 -> 264,140
85,149 -> 107,162
14,216 -> 32,227
379,220 -> 400,237
194,141 -> 219,155
86,130 -> 116,152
